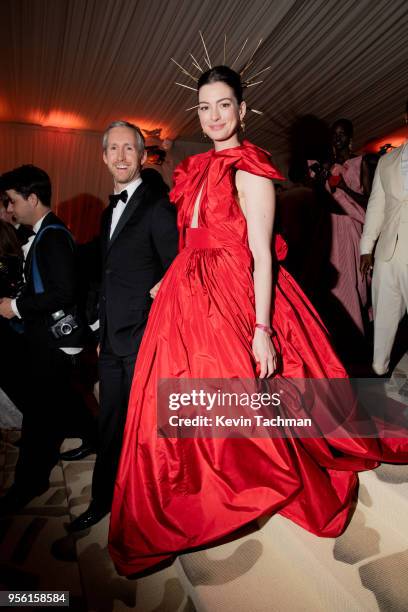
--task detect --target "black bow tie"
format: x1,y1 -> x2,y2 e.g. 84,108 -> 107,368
109,190 -> 128,208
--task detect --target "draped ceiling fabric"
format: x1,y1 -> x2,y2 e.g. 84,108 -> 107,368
0,0 -> 407,239
0,123 -> 207,241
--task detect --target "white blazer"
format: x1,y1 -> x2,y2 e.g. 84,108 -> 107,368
360,143 -> 408,261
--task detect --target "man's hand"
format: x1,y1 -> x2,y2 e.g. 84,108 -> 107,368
0,298 -> 16,319
360,254 -> 373,280
150,281 -> 162,300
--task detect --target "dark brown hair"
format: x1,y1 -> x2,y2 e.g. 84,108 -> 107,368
0,165 -> 52,208
198,65 -> 243,104
0,219 -> 21,257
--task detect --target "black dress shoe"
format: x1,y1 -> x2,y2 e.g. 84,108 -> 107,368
60,443 -> 96,461
66,506 -> 108,532
0,484 -> 48,516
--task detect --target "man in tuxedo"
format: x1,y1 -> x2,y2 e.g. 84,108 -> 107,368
360,99 -> 408,375
67,121 -> 178,531
0,165 -> 94,513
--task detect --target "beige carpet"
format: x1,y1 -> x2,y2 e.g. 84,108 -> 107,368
2,432 -> 408,611
2,355 -> 408,611
0,434 -> 195,612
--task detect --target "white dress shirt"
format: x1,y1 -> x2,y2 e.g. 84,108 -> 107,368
21,232 -> 35,260
109,177 -> 143,238
11,212 -> 81,355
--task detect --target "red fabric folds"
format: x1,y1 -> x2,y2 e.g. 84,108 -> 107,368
109,141 -> 408,576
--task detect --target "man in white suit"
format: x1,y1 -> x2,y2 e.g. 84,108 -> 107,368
360,100 -> 408,375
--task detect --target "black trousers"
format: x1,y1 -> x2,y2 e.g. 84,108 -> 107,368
14,342 -> 96,493
91,336 -> 138,511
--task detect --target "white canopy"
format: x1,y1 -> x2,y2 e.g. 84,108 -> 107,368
1,0 -> 406,152
0,0 -> 407,237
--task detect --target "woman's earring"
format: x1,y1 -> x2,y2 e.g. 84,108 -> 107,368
349,139 -> 353,152
202,131 -> 208,139
240,121 -> 246,132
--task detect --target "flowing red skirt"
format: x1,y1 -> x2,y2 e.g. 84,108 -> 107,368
109,231 -> 408,575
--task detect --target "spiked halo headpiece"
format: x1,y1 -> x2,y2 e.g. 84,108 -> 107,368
171,32 -> 270,114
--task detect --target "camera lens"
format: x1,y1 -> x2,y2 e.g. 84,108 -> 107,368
60,323 -> 73,336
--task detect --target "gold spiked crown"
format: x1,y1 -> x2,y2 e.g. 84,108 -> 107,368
171,32 -> 270,115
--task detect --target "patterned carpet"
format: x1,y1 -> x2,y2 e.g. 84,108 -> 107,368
0,434 -> 195,612
1,356 -> 408,611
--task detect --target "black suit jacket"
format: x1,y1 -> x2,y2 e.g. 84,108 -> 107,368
16,211 -> 86,349
99,182 -> 178,356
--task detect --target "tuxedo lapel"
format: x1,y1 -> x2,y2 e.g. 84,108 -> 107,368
24,212 -> 59,283
101,205 -> 113,257
393,146 -> 406,198
385,146 -> 405,199
24,237 -> 36,280
107,183 -> 146,252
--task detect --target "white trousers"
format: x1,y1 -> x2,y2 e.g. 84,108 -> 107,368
372,243 -> 408,374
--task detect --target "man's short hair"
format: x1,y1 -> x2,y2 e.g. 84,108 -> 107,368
0,192 -> 8,207
406,98 -> 408,115
102,120 -> 145,154
0,165 -> 51,208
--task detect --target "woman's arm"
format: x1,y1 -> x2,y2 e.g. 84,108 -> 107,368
236,169 -> 277,378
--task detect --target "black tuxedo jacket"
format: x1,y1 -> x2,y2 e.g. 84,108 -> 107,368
99,182 -> 178,356
16,211 -> 86,349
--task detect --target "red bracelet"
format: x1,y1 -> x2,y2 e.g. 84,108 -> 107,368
255,323 -> 275,336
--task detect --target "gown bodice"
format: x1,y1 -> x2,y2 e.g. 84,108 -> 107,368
170,140 -> 285,254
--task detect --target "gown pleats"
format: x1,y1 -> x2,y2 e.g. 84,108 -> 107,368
109,141 -> 408,575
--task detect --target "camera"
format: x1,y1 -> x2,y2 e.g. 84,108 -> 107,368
50,309 -> 79,338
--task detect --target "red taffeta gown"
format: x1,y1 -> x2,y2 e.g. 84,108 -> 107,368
109,140 -> 408,575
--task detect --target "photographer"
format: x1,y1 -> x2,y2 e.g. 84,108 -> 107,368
0,165 -> 95,514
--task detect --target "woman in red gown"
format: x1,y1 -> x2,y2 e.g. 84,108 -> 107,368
109,66 -> 408,575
